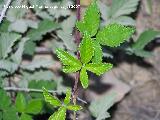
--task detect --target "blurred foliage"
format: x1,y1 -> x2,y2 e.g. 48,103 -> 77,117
0,0 -> 159,119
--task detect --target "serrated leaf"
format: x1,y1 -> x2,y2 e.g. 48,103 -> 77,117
96,23 -> 134,47
43,87 -> 61,107
25,99 -> 42,115
22,70 -> 55,81
27,20 -> 59,41
11,38 -> 29,64
0,60 -> 18,76
110,16 -> 136,26
56,48 -> 82,73
21,59 -> 53,71
6,0 -> 27,22
76,0 -> 100,37
132,49 -> 153,58
80,35 -> 94,64
15,93 -> 26,113
89,92 -> 116,120
20,113 -> 32,120
67,105 -> 82,111
0,33 -> 21,58
64,88 -> 71,105
85,63 -> 113,76
0,89 -> 11,109
80,67 -> 89,89
28,80 -> 56,98
8,19 -> 28,33
46,0 -> 71,18
24,41 -> 36,56
92,40 -> 102,63
49,107 -> 66,120
132,29 -> 160,50
109,0 -> 139,18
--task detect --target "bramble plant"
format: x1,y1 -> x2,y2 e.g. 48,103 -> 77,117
43,0 -> 135,119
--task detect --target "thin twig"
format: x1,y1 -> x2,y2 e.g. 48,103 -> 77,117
0,0 -> 12,23
4,87 -> 87,104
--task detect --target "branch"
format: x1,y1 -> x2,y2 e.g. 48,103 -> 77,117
0,0 -> 12,23
4,87 -> 87,104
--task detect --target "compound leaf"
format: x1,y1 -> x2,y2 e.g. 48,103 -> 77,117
85,63 -> 113,76
56,48 -> 82,73
80,35 -> 94,64
80,67 -> 89,89
49,107 -> 66,120
96,23 -> 134,47
64,88 -> 71,105
42,87 -> 61,107
76,0 -> 100,37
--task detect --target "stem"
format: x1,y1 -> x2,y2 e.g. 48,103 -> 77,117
0,0 -> 12,23
73,0 -> 81,119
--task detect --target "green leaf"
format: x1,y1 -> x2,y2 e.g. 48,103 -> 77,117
0,89 -> 11,109
42,87 -> 61,107
21,59 -> 53,71
56,48 -> 82,73
15,93 -> 26,113
8,19 -> 28,33
64,88 -> 71,105
0,60 -> 18,76
27,20 -> 59,41
22,70 -> 55,81
132,49 -> 153,58
96,23 -> 135,47
28,80 -> 56,98
49,107 -> 66,120
24,41 -> 36,56
85,63 -> 113,76
92,41 -> 102,63
25,99 -> 42,115
20,113 -> 32,120
89,92 -> 116,120
3,107 -> 19,120
132,29 -> 160,50
11,38 -> 29,64
109,0 -> 140,18
67,105 -> 82,111
6,0 -> 27,22
80,67 -> 89,89
0,33 -> 21,58
80,35 -> 94,64
76,0 -> 100,37
57,15 -> 77,51
0,20 -> 10,32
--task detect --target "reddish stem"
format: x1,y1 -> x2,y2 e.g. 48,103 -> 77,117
73,0 -> 81,119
